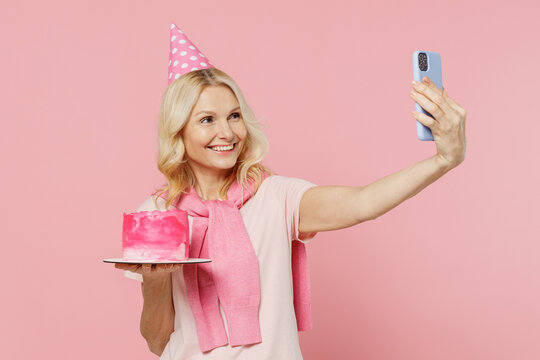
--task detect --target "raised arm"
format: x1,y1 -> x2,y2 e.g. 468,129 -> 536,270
299,76 -> 467,233
298,154 -> 454,233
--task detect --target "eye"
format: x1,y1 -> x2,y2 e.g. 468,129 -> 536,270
200,112 -> 241,124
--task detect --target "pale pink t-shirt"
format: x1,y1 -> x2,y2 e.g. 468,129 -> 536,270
124,175 -> 318,359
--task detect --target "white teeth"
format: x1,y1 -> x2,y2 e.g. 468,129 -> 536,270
209,144 -> 234,151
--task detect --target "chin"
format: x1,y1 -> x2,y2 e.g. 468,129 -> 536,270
206,156 -> 238,167
213,161 -> 238,170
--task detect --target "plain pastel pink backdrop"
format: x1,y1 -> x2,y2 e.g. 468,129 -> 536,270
1,0 -> 539,359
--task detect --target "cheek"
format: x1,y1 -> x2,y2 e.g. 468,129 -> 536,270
184,129 -> 211,149
237,128 -> 248,153
235,122 -> 248,140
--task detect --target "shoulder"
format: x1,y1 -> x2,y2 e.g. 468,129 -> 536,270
255,175 -> 283,195
257,175 -> 317,201
135,195 -> 168,212
262,175 -> 317,190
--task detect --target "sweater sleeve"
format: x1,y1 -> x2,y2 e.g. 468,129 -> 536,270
270,175 -> 319,244
122,195 -> 164,282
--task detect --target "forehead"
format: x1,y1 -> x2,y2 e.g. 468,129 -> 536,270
192,85 -> 239,112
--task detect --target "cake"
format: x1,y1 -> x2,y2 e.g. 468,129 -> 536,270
122,209 -> 189,261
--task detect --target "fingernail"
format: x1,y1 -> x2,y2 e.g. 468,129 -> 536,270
411,80 -> 418,86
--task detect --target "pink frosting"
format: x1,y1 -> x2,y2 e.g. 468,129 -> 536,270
122,209 -> 189,261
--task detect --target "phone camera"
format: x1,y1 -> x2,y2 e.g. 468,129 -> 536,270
418,52 -> 428,71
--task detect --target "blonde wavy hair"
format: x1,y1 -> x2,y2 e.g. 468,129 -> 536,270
151,68 -> 277,210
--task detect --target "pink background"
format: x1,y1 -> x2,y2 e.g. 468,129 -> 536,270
2,0 -> 539,359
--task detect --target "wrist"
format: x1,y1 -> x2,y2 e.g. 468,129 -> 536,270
142,272 -> 171,284
434,154 -> 455,174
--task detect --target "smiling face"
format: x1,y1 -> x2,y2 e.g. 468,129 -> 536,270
181,85 -> 248,180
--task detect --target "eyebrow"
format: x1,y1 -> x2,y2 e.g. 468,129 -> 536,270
194,106 -> 240,117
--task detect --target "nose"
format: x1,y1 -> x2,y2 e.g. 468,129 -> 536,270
216,118 -> 234,141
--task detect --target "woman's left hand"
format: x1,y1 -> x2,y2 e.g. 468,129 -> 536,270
410,76 -> 467,169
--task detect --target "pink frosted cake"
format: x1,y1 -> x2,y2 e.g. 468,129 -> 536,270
122,209 -> 189,261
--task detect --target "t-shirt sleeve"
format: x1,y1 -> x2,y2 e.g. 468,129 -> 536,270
122,195 -> 164,282
270,175 -> 319,244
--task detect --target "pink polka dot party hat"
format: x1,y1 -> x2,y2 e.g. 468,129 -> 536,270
167,23 -> 215,85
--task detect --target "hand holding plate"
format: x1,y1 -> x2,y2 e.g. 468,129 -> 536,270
115,263 -> 182,279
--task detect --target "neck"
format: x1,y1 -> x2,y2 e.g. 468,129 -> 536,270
190,166 -> 232,201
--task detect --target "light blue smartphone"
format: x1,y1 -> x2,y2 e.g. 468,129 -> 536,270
412,50 -> 443,141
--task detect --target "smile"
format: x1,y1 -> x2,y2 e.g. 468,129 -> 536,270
207,143 -> 236,153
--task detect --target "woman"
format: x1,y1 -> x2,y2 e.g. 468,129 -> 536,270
115,26 -> 467,360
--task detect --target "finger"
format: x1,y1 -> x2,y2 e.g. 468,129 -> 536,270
419,77 -> 465,117
158,264 -> 168,272
115,263 -> 140,273
141,263 -> 152,274
168,264 -> 181,272
158,264 -> 171,272
410,90 -> 442,123
411,110 -> 437,130
441,87 -> 467,138
413,78 -> 453,115
117,263 -> 134,270
441,87 -> 467,117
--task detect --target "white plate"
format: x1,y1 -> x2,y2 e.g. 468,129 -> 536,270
103,258 -> 211,264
